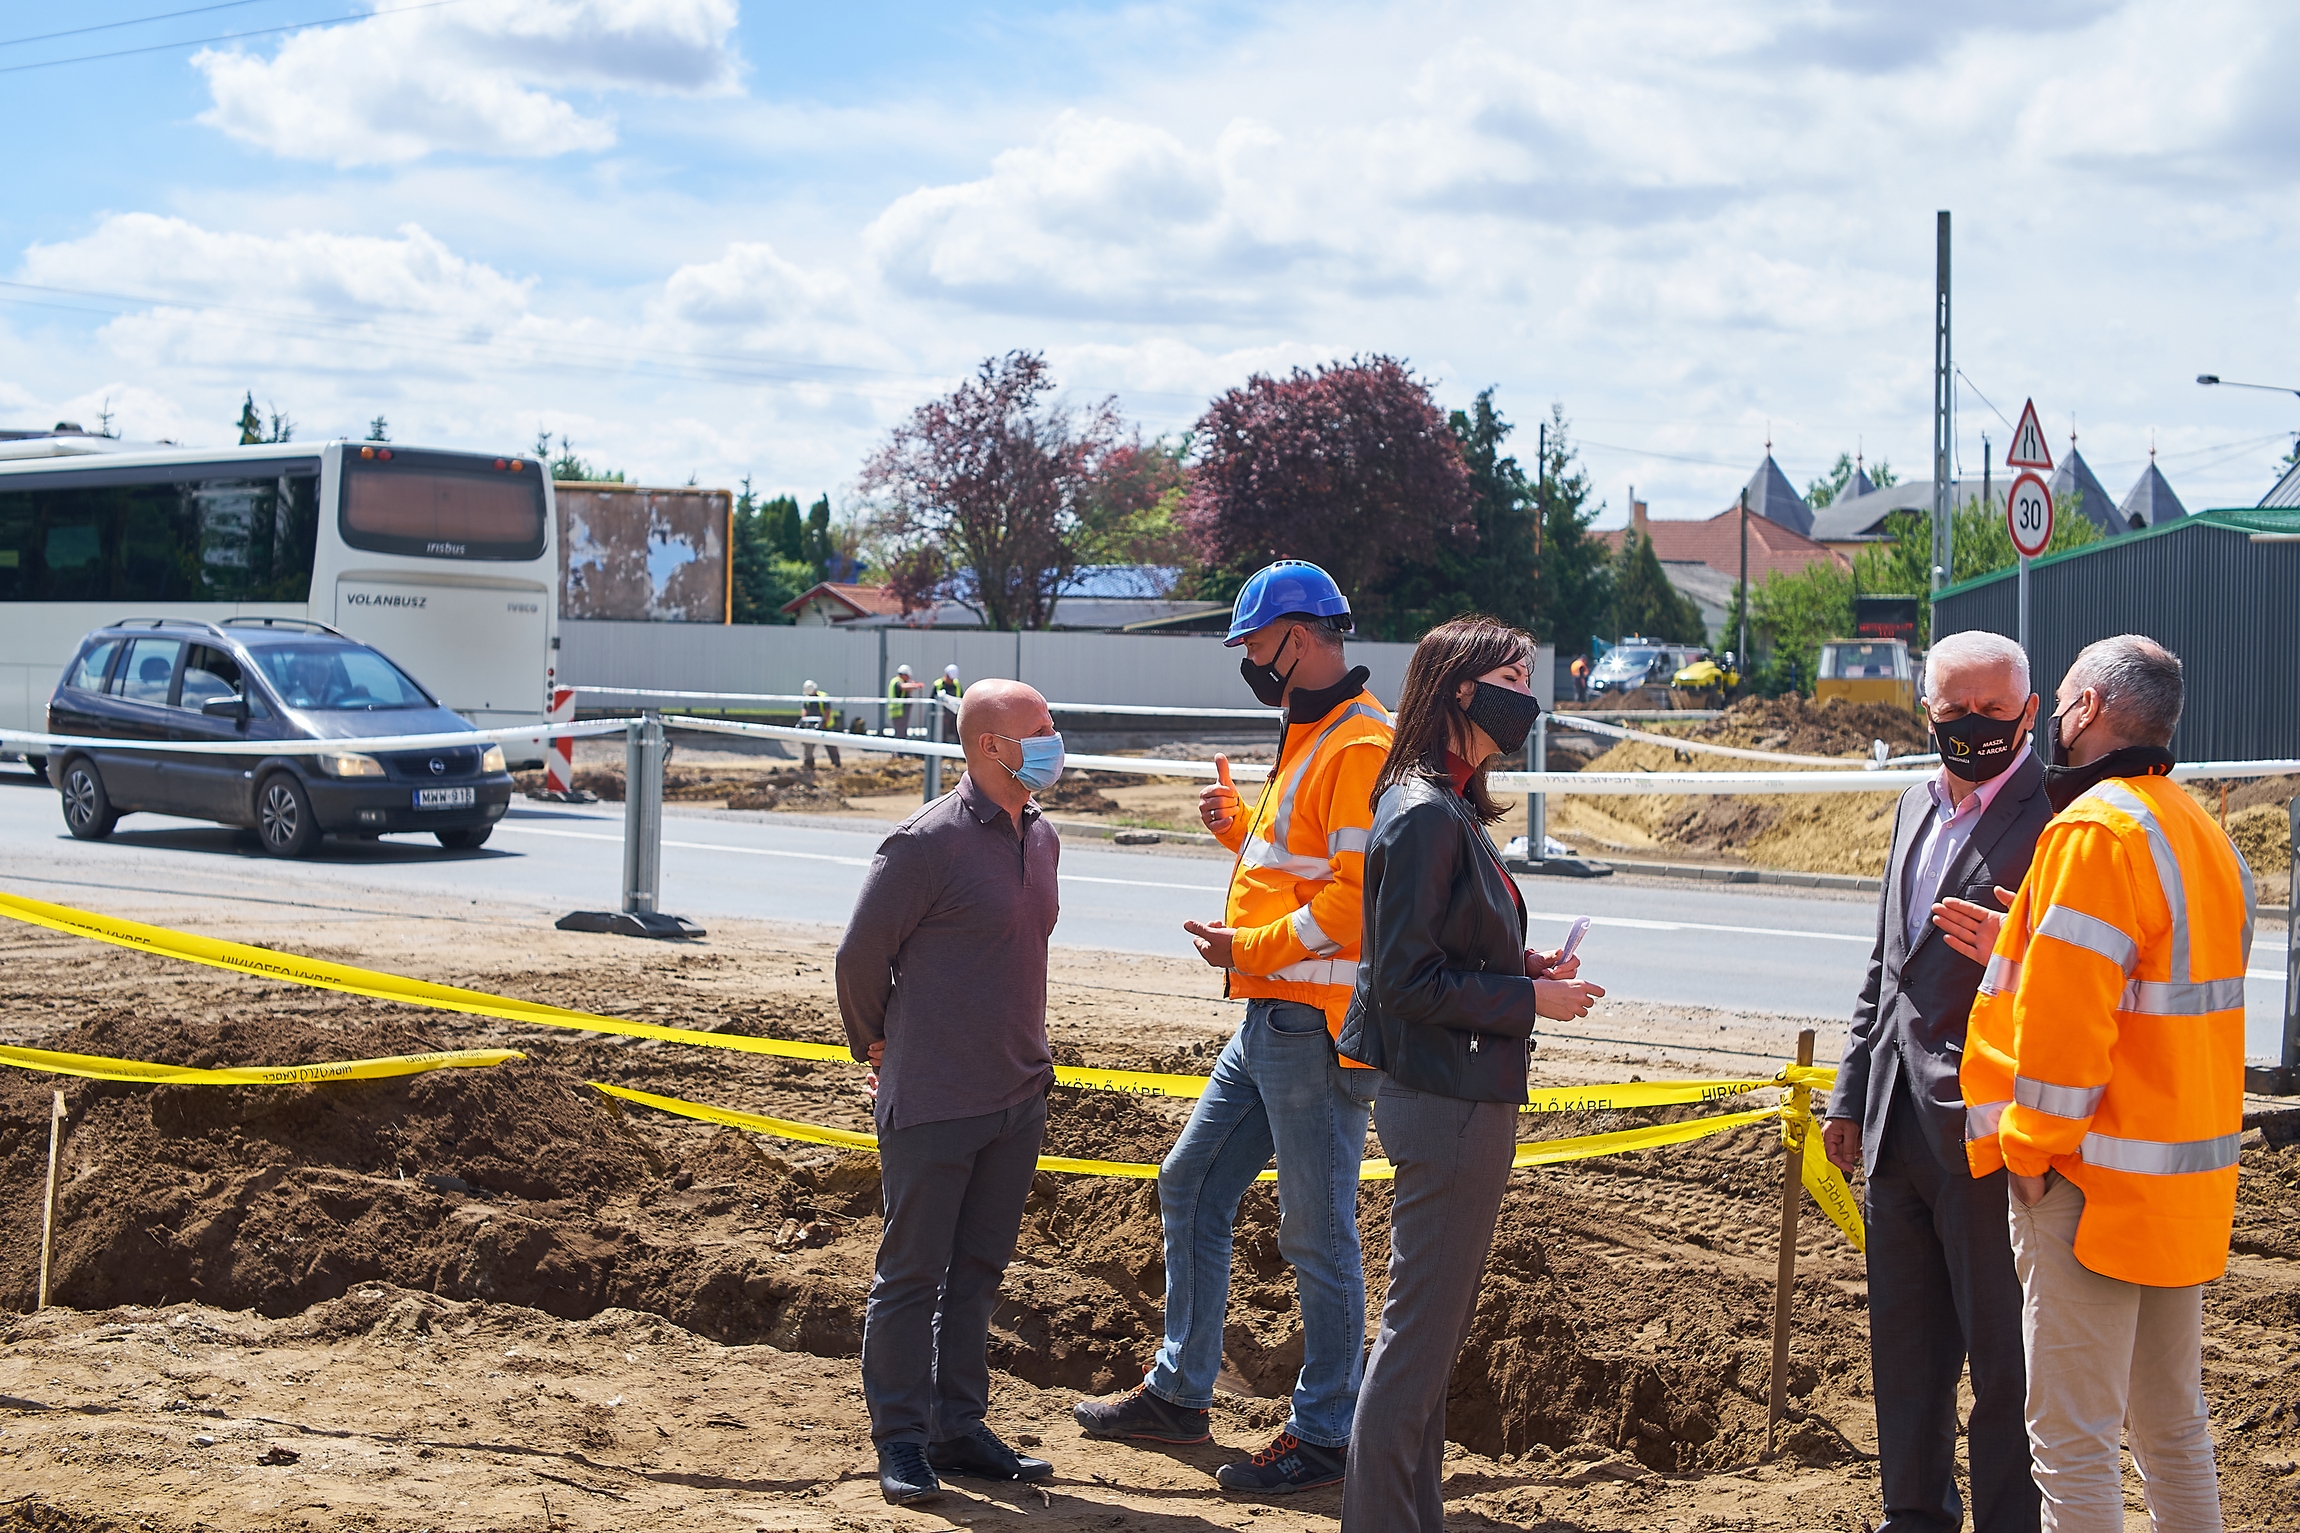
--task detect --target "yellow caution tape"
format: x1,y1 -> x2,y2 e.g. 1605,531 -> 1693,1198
0,1042 -> 524,1086
0,892 -> 1844,1115
593,1080 -> 1855,1231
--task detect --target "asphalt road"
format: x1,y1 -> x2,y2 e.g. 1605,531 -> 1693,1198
0,766 -> 2286,1060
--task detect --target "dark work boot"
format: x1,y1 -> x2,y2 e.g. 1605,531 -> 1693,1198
927,1425 -> 1053,1482
877,1441 -> 943,1505
1215,1430 -> 1346,1493
1071,1383 -> 1213,1444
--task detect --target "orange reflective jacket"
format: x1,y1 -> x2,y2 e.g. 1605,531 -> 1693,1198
1213,683 -> 1392,1056
1962,771 -> 2257,1287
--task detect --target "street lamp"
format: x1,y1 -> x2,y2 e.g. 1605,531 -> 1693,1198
2197,374 -> 2300,400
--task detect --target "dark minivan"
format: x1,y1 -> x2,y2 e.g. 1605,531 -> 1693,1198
47,617 -> 513,857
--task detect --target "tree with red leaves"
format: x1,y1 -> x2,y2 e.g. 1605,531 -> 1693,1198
1181,356 -> 1474,635
860,352 -> 1145,630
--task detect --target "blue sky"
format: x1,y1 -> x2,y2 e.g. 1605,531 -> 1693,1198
4,0 -> 2298,525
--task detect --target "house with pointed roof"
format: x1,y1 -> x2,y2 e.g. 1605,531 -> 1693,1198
2047,445 -> 2125,538
1597,497 -> 1849,645
2117,459 -> 2187,530
2263,458 -> 2300,509
1807,478 -> 1994,552
1729,453 -> 1815,537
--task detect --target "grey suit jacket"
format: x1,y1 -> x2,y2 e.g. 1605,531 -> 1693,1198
1826,752 -> 2053,1174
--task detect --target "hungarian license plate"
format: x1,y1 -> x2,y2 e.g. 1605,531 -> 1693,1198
413,786 -> 476,810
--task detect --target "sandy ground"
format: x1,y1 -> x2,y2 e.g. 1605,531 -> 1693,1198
1,900 -> 2296,1533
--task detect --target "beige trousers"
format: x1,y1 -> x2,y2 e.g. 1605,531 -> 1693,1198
2007,1173 -> 2222,1533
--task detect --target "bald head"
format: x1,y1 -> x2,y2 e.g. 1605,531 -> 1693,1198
959,679 -> 1054,787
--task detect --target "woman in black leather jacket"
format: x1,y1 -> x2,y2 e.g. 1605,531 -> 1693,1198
1336,615 -> 1604,1531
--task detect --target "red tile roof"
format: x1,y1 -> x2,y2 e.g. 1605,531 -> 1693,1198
1598,507 -> 1849,582
780,581 -> 909,620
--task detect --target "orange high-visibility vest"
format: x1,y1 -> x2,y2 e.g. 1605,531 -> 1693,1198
1962,771 -> 2257,1287
1213,685 -> 1392,1057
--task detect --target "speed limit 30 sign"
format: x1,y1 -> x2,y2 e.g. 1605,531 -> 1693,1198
2007,470 -> 2054,558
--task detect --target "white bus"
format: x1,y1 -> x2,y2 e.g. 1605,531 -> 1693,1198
0,438 -> 558,768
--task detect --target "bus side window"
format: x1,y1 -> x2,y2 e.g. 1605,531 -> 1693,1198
66,639 -> 122,693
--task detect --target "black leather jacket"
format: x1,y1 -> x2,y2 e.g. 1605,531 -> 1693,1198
1336,769 -> 1536,1102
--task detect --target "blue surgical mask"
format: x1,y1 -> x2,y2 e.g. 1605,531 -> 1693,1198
996,732 -> 1066,792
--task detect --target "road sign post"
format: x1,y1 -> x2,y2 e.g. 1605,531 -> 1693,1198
2003,401 -> 2056,683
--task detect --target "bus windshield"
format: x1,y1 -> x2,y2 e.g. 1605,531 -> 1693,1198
250,642 -> 433,711
340,452 -> 547,561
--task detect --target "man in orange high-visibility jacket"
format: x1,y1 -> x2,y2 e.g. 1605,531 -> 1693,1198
1951,636 -> 2255,1532
1072,560 -> 1391,1496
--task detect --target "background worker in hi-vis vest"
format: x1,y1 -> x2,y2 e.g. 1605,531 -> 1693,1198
1937,635 -> 2254,1533
1073,560 -> 1392,1495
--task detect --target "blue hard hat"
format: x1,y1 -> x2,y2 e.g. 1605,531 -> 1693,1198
1225,560 -> 1352,646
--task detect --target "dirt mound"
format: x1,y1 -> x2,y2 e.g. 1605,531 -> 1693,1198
1695,695 -> 1930,757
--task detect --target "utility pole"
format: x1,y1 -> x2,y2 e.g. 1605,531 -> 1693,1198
1535,421 -> 1546,559
1932,210 -> 1953,592
1738,488 -> 1750,666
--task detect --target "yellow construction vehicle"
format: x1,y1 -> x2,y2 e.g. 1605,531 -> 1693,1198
1814,638 -> 1916,710
1670,651 -> 1741,708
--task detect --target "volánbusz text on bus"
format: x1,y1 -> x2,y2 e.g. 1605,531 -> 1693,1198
0,439 -> 559,767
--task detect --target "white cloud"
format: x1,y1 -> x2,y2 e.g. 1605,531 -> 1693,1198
194,0 -> 740,166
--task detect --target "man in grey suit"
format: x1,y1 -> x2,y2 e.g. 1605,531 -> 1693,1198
1822,630 -> 2053,1533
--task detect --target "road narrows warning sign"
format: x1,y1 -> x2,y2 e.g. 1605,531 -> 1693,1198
2005,399 -> 2053,471
2007,471 -> 2054,558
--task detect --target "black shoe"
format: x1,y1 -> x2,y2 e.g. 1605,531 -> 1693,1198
1215,1431 -> 1346,1493
877,1442 -> 943,1505
1071,1383 -> 1213,1445
928,1425 -> 1053,1483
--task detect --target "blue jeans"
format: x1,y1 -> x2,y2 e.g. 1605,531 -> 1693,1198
1145,998 -> 1380,1448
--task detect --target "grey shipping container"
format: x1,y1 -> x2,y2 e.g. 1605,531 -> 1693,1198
557,482 -> 732,622
1931,506 -> 2300,764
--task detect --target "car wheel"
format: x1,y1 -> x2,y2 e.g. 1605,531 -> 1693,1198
59,758 -> 117,840
255,773 -> 322,858
27,754 -> 48,785
435,826 -> 492,850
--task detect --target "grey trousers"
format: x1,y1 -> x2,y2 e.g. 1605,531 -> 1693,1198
2009,1174 -> 2221,1533
1344,1082 -> 1517,1533
861,1092 -> 1047,1446
1865,1086 -> 2038,1533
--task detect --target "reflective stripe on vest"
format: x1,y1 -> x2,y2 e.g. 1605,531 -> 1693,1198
2033,904 -> 2138,972
2121,976 -> 2247,1015
2014,1074 -> 2106,1120
2086,780 -> 2192,981
1269,957 -> 1360,986
2080,1129 -> 2242,1176
1979,953 -> 2021,997
1236,700 -> 1390,888
1291,903 -> 1342,957
1328,826 -> 1371,857
2074,780 -> 2248,1016
1966,1098 -> 2008,1140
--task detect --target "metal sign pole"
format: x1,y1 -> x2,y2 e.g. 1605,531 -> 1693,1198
622,712 -> 663,916
1526,714 -> 1547,861
2017,554 -> 2030,659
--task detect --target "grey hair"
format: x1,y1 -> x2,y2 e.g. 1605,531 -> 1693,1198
2063,635 -> 2183,746
1923,629 -> 2031,700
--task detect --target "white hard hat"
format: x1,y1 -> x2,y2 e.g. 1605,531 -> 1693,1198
803,679 -> 817,692
897,664 -> 912,675
944,664 -> 960,678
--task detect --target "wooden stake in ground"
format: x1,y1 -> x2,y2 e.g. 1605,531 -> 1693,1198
38,1089 -> 65,1309
1767,1028 -> 1816,1454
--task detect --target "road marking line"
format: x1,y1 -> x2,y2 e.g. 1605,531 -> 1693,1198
1528,910 -> 1871,944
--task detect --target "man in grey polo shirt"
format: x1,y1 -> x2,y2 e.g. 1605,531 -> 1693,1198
837,678 -> 1063,1506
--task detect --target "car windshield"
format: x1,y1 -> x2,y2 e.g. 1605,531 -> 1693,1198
1593,647 -> 1663,679
249,642 -> 432,711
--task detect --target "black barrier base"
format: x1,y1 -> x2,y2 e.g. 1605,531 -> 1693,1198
556,910 -> 707,940
1504,856 -> 1614,879
533,789 -> 600,805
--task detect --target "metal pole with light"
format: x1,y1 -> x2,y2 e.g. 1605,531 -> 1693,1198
1932,211 -> 1953,592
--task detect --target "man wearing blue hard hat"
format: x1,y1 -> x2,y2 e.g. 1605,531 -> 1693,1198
1074,559 -> 1393,1493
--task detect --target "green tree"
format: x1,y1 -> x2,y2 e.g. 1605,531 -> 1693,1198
533,430 -> 624,483
1532,405 -> 1612,658
1749,562 -> 1855,693
1370,389 -> 1542,636
729,477 -> 812,624
237,392 -> 262,445
1610,528 -> 1707,645
365,416 -> 390,443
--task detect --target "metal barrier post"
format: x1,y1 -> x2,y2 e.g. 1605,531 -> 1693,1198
2285,798 -> 2298,1071
1526,713 -> 1547,860
623,712 -> 664,915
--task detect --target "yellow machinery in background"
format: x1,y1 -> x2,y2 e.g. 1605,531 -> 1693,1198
1814,638 -> 1916,710
1670,651 -> 1741,708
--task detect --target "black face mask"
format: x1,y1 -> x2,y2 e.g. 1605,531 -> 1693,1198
1240,628 -> 1301,708
1464,680 -> 1541,756
2038,702 -> 2177,812
1932,710 -> 2026,783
